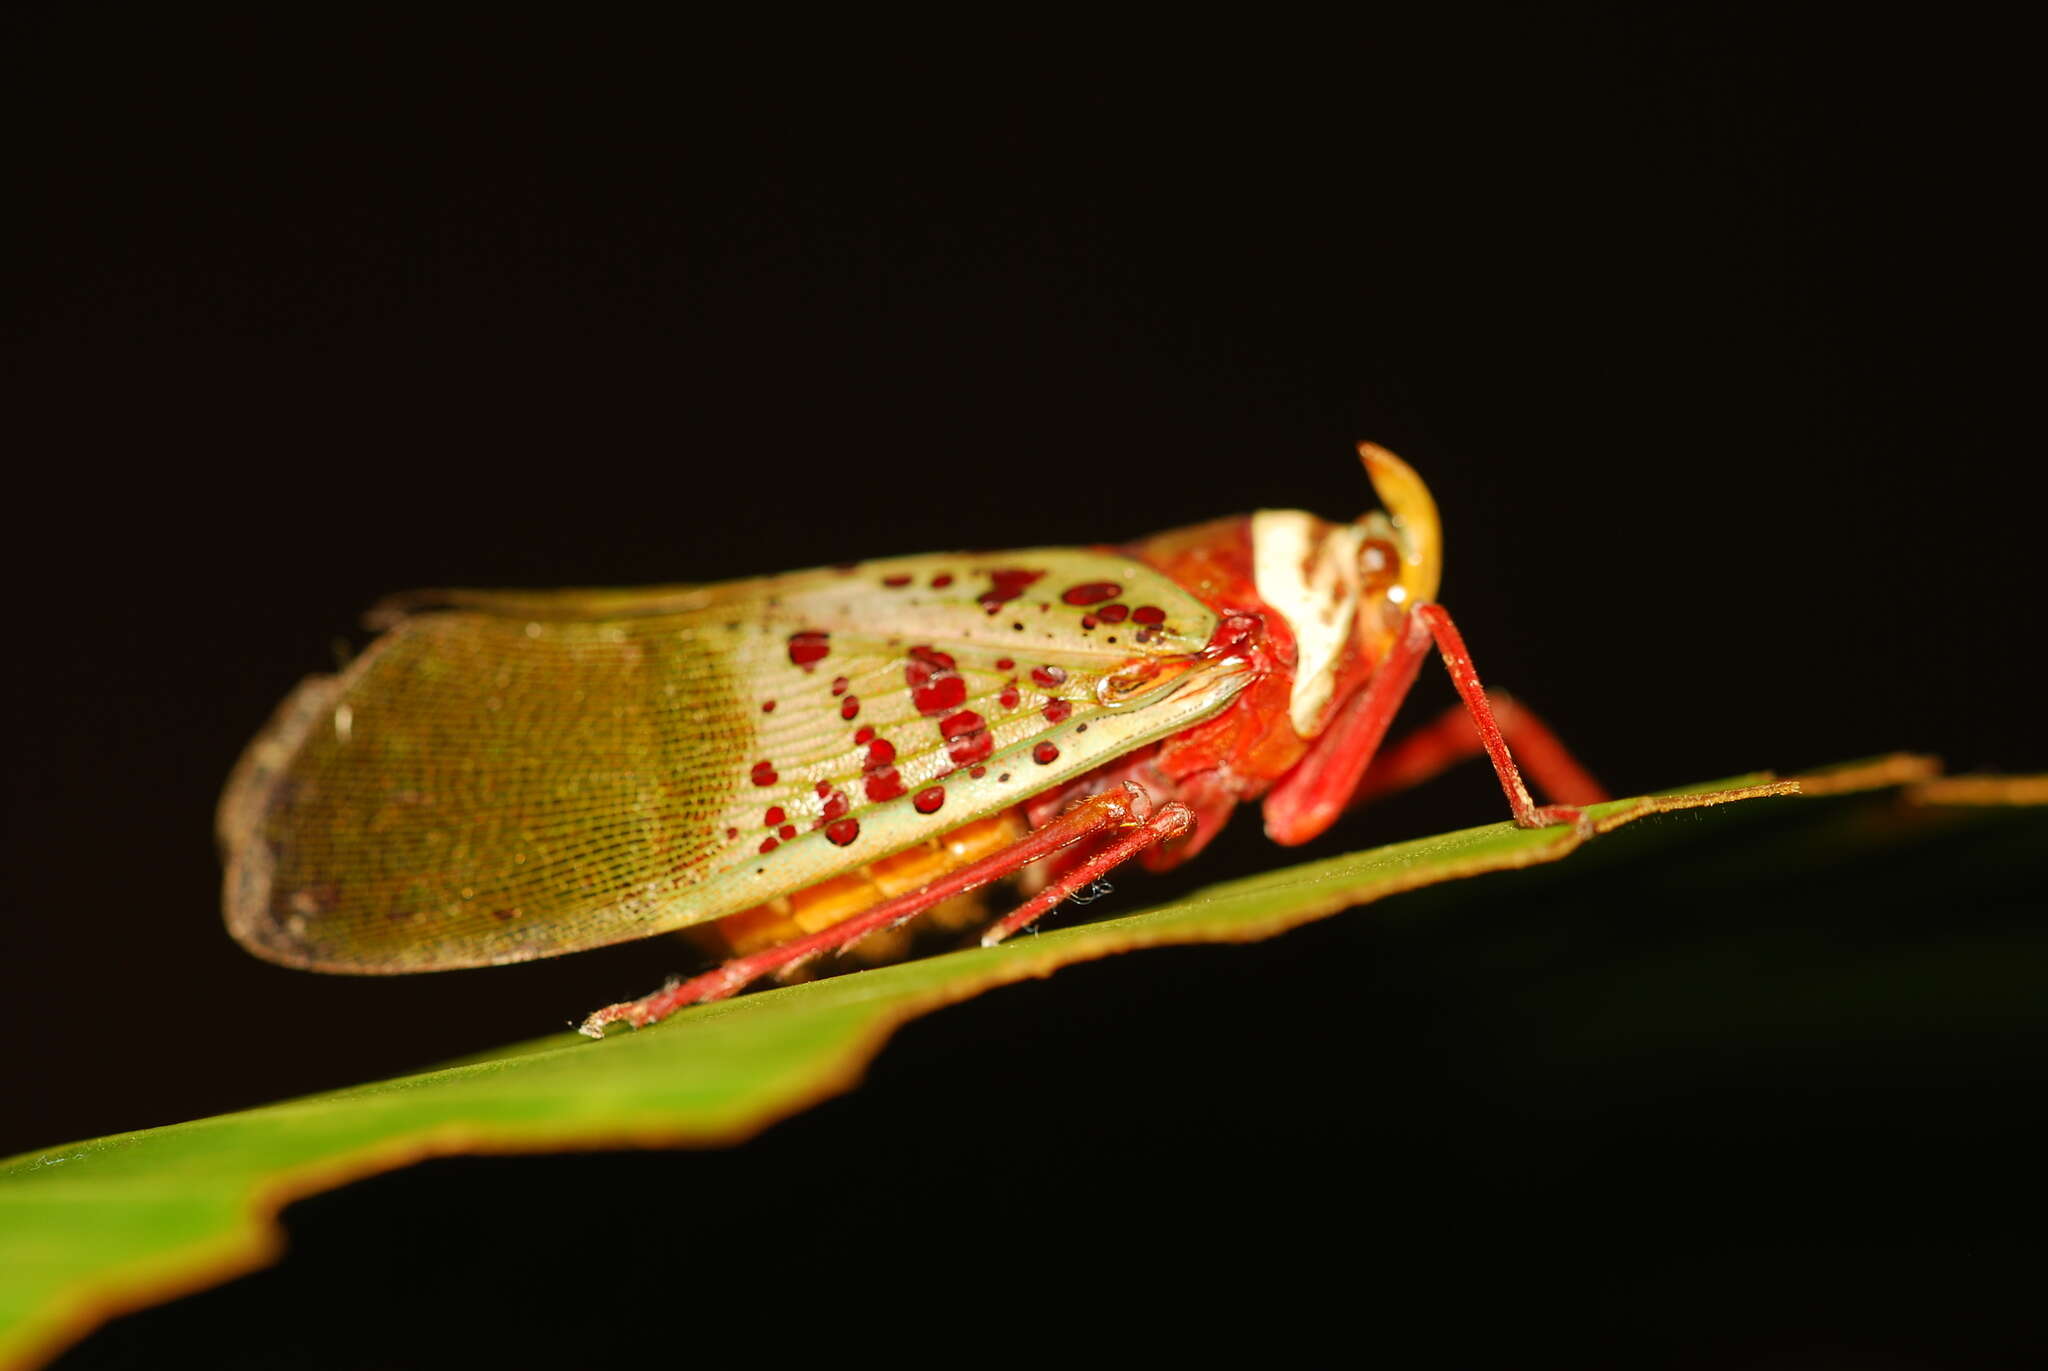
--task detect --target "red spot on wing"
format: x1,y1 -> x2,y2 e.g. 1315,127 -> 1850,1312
913,786 -> 945,814
764,806 -> 786,826
841,697 -> 860,720
825,818 -> 861,847
978,568 -> 1045,613
1131,606 -> 1166,625
969,765 -> 987,778
883,574 -> 913,588
761,699 -> 777,713
1097,604 -> 1130,623
815,780 -> 833,798
750,762 -> 778,787
1033,741 -> 1060,765
931,573 -> 954,588
759,836 -> 780,853
1061,582 -> 1120,606
941,709 -> 993,766
1080,615 -> 1098,630
907,645 -> 966,715
854,726 -> 876,745
830,676 -> 849,696
820,789 -> 851,822
917,676 -> 967,713
778,824 -> 797,840
905,645 -> 956,679
995,658 -> 1015,670
1031,665 -> 1067,688
1042,699 -> 1072,724
999,682 -> 1021,710
787,631 -> 831,671
862,732 -> 902,801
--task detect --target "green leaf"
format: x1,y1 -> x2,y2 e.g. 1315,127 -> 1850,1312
0,762 -> 1979,1369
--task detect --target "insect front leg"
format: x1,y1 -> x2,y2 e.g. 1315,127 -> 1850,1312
1263,602 -> 1590,845
1410,603 -> 1592,830
1345,693 -> 1608,813
579,783 -> 1171,1037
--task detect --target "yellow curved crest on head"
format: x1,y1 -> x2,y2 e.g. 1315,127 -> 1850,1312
1358,442 -> 1442,607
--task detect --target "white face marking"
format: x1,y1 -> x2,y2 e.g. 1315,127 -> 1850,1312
1251,510 -> 1365,737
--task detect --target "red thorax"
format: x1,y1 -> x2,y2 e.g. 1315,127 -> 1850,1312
1022,512 -> 1393,870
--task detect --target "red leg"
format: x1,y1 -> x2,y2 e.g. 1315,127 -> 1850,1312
1263,601 -> 1588,846
1023,761 -> 1238,885
1347,692 -> 1608,811
1415,603 -> 1588,830
580,783 -> 1169,1036
981,801 -> 1194,945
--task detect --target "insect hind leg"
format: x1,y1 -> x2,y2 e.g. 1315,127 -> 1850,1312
579,783 -> 1180,1037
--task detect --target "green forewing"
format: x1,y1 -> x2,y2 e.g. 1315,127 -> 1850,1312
220,550 -> 1252,971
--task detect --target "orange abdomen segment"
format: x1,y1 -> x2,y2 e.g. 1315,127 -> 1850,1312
694,808 -> 1029,958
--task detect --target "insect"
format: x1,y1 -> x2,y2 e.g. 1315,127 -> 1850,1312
218,444 -> 1607,1037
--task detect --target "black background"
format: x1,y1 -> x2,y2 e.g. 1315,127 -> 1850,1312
5,13 -> 2042,1367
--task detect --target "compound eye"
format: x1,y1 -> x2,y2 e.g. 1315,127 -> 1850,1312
1358,537 -> 1402,596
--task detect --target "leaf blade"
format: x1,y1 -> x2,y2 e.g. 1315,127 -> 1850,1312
3,767 -> 1932,1371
